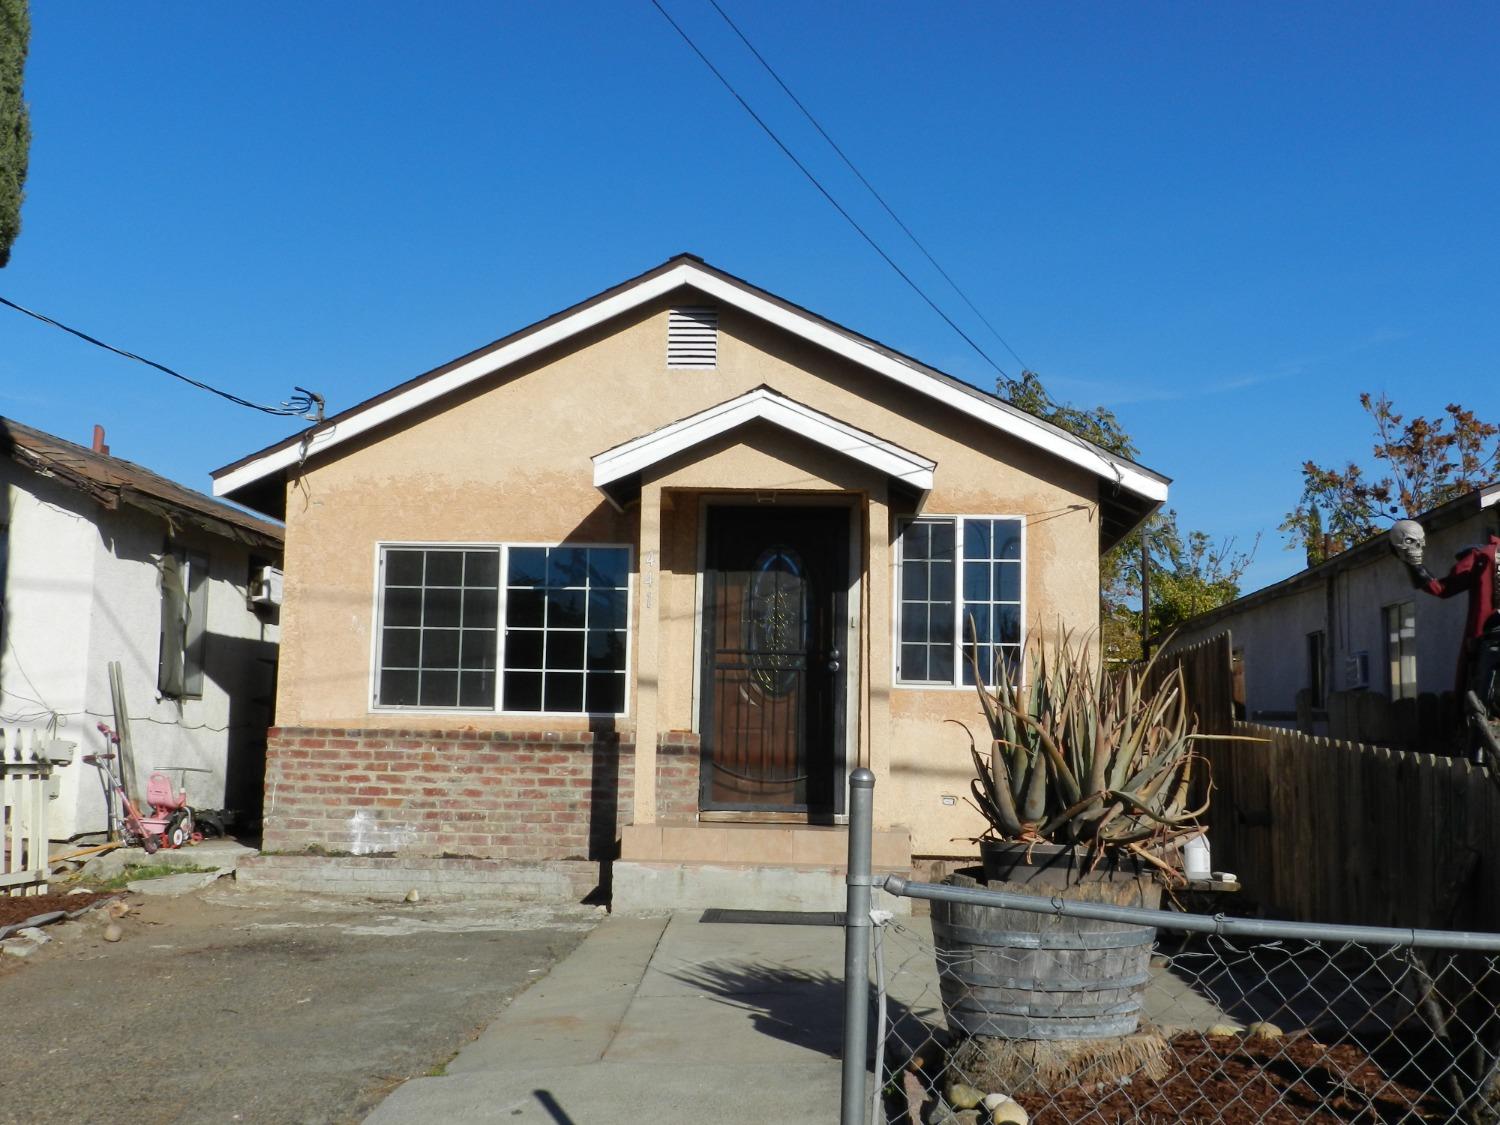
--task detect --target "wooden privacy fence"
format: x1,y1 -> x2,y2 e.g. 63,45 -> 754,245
1147,631 -> 1234,737
1146,631 -> 1500,932
1,728 -> 55,896
1202,723 -> 1500,933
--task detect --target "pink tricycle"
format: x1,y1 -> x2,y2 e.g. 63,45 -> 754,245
86,723 -> 197,852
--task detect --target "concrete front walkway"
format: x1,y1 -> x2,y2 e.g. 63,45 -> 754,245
364,910 -> 1234,1125
364,911 -> 857,1123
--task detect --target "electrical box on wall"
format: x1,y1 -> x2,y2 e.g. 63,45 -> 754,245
250,565 -> 284,607
1344,651 -> 1370,690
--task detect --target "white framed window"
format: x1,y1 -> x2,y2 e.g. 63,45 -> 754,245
373,543 -> 630,715
1384,601 -> 1417,701
895,516 -> 1023,687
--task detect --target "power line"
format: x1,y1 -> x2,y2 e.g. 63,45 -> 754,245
706,0 -> 1030,374
650,1 -> 1128,488
0,294 -> 323,420
647,0 -> 1011,379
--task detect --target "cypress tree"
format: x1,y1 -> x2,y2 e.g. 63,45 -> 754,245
0,0 -> 29,268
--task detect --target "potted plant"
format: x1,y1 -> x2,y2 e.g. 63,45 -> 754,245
930,630 -> 1211,1093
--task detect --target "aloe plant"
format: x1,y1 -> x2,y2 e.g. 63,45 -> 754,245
959,630 -> 1209,873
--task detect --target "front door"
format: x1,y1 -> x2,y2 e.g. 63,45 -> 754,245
699,505 -> 849,817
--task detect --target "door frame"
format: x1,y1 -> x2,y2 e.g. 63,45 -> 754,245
691,493 -> 862,823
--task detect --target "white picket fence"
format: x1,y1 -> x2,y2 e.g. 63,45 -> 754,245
1,728 -> 55,896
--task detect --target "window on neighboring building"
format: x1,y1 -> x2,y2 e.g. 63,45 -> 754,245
159,549 -> 208,698
374,544 -> 629,714
1306,630 -> 1327,709
1384,601 -> 1418,701
896,517 -> 1022,686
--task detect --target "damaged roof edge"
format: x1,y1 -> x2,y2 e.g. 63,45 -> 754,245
2,416 -> 284,551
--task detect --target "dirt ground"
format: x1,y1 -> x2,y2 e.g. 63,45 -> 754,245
0,882 -> 599,1125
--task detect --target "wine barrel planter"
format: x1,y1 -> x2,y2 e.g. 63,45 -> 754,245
932,842 -> 1163,1042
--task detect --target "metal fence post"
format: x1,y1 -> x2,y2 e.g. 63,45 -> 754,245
841,767 -> 875,1125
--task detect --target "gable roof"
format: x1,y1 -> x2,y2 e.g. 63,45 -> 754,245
592,385 -> 936,504
1162,481 -> 1500,643
2,417 -> 283,550
211,254 -> 1168,543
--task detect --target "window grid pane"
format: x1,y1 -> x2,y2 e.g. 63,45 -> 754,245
899,517 -> 1023,687
377,548 -> 501,709
503,546 -> 629,715
898,520 -> 957,684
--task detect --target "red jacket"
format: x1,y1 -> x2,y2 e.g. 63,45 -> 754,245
1419,533 -> 1500,693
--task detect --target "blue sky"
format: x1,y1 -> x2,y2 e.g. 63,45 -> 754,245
3,2 -> 1496,593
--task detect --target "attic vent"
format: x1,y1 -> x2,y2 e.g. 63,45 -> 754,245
668,307 -> 718,369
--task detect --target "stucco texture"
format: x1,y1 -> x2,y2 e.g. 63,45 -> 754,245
274,296 -> 1104,855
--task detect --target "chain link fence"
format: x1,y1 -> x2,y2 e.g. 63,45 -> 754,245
838,772 -> 1500,1124
859,880 -> 1500,1124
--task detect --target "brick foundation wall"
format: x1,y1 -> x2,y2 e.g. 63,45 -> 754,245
264,728 -> 636,862
656,731 -> 701,820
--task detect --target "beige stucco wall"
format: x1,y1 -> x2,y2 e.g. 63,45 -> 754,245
274,294 -> 1104,854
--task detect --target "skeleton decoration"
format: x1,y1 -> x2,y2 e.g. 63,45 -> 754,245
1389,519 -> 1426,568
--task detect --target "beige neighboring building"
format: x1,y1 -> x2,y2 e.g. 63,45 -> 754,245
212,255 -> 1167,909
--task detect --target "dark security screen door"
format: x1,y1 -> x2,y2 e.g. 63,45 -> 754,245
699,505 -> 848,816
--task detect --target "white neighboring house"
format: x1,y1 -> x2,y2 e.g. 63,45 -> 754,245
0,417 -> 282,841
1166,483 -> 1499,746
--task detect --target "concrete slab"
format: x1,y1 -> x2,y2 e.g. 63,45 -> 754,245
364,908 -> 1238,1125
373,911 -> 852,1123
78,837 -> 257,879
126,868 -> 233,896
366,1061 -> 842,1124
447,914 -> 670,1074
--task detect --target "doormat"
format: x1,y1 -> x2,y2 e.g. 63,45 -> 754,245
698,909 -> 845,926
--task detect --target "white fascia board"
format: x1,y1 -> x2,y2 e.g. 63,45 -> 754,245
212,266 -> 699,498
592,387 -> 935,491
1480,483 -> 1500,510
214,260 -> 1164,505
677,268 -> 1168,503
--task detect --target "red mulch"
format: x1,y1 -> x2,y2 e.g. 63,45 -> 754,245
1025,1033 -> 1444,1123
0,891 -> 112,929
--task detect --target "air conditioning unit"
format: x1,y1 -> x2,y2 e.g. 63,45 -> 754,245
250,565 -> 284,607
1344,651 -> 1370,690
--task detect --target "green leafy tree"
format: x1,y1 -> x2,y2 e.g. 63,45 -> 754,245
1282,393 -> 1500,563
998,372 -> 1255,659
0,0 -> 29,267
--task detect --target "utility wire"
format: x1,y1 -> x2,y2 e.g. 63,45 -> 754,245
0,294 -> 323,420
648,0 -> 1011,380
706,0 -> 1030,374
652,1 -> 1128,488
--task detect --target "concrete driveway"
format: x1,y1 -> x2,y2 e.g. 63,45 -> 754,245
0,882 -> 599,1125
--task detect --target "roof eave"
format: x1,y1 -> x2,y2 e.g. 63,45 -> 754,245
212,255 -> 1169,518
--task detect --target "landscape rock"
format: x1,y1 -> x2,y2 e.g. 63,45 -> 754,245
404,889 -> 421,903
14,927 -> 50,944
982,1093 -> 1029,1124
0,938 -> 40,959
103,923 -> 123,942
946,1081 -> 985,1110
899,1068 -> 928,1124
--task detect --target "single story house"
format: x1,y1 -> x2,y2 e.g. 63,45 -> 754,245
1165,483 -> 1499,750
212,254 -> 1167,909
1,418 -> 283,840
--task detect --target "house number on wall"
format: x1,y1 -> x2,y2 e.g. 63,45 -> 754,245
643,549 -> 657,610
